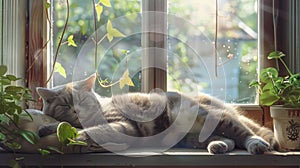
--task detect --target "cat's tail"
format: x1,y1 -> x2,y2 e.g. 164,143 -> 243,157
239,115 -> 280,151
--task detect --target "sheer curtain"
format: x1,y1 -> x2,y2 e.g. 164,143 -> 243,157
1,0 -> 26,79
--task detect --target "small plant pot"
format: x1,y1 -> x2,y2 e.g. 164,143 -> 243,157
270,106 -> 300,150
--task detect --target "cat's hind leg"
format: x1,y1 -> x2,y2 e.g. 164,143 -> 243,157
213,111 -> 271,154
38,122 -> 60,137
244,135 -> 270,154
207,136 -> 235,154
179,134 -> 235,154
239,115 -> 279,151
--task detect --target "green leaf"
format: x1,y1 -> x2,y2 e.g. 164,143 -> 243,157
7,142 -> 21,150
249,81 -> 259,87
47,146 -> 64,154
5,86 -> 24,93
9,160 -> 21,168
259,91 -> 280,106
57,122 -> 78,145
0,78 -> 11,85
57,122 -> 86,147
121,49 -> 130,55
15,157 -> 24,161
54,62 -> 67,78
100,0 -> 111,7
119,69 -> 135,89
79,20 -> 88,35
107,20 -> 125,42
290,74 -> 300,86
45,2 -> 51,9
0,65 -> 7,76
281,85 -> 300,97
260,67 -> 278,83
267,51 -> 285,59
67,35 -> 77,47
38,148 -> 51,156
23,109 -> 34,121
6,75 -> 20,81
66,138 -> 87,146
13,113 -> 20,124
0,132 -> 6,141
18,130 -> 40,145
262,82 -> 275,92
95,4 -> 103,22
0,114 -> 10,124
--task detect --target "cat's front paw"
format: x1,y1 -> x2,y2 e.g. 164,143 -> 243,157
207,141 -> 229,154
74,132 -> 88,142
265,136 -> 280,151
245,136 -> 270,154
38,122 -> 59,137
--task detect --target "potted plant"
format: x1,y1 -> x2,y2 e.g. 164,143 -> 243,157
250,51 -> 300,150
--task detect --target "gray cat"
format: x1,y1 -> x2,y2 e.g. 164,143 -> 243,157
36,74 -> 279,154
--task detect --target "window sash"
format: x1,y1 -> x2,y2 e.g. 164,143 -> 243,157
21,0 -> 297,107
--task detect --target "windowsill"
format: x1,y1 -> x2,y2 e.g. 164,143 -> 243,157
1,148 -> 300,167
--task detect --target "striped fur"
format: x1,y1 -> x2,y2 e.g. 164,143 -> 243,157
37,75 -> 279,154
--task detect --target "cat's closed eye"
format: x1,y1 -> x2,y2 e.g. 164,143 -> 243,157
56,105 -> 73,112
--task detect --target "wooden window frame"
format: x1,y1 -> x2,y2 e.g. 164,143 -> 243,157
22,0 -> 299,126
141,0 -> 168,92
1,1 -> 300,167
26,0 -> 48,109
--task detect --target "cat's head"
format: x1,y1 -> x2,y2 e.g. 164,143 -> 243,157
36,74 -> 97,128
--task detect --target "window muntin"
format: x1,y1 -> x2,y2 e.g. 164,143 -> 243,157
51,0 -> 258,104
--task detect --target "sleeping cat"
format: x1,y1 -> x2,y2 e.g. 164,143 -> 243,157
36,74 -> 279,154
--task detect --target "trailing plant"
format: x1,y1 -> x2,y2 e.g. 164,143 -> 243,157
250,51 -> 300,108
0,65 -> 40,166
0,65 -> 39,149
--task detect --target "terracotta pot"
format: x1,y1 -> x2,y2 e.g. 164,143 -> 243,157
270,106 -> 300,150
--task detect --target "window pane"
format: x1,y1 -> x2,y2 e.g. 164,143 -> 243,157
51,0 -> 141,96
51,0 -> 258,104
168,0 -> 258,103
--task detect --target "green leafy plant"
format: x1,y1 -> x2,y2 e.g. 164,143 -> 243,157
34,122 -> 87,156
0,65 -> 39,151
57,122 -> 87,147
250,51 -> 300,107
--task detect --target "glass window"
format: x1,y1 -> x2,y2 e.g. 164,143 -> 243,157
50,0 -> 258,104
168,0 -> 258,103
51,0 -> 142,96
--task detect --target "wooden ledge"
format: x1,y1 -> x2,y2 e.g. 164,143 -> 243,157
1,148 -> 300,167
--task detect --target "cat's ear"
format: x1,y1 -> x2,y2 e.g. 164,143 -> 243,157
81,73 -> 96,91
36,87 -> 57,100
